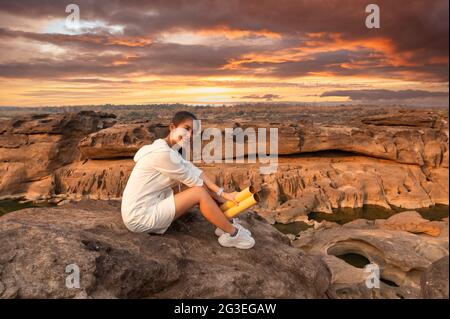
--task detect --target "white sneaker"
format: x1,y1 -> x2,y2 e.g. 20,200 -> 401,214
218,226 -> 255,249
215,218 -> 251,237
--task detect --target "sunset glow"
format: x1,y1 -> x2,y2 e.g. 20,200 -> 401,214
0,0 -> 448,106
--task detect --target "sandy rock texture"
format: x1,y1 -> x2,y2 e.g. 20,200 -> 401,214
0,200 -> 331,299
292,212 -> 449,298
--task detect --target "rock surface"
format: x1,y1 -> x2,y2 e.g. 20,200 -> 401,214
0,107 -> 448,300
377,211 -> 444,236
0,200 -> 331,299
0,109 -> 448,220
0,112 -> 116,200
292,216 -> 449,298
51,155 -> 448,221
420,256 -> 449,299
78,116 -> 449,167
78,123 -> 168,159
297,123 -> 448,167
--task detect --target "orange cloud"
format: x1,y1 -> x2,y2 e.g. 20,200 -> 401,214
222,32 -> 421,73
197,25 -> 282,40
107,37 -> 153,47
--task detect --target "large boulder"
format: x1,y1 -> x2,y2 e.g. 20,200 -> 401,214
377,211 -> 444,236
0,200 -> 331,299
78,123 -> 168,159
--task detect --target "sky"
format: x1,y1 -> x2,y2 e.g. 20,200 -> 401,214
0,0 -> 448,107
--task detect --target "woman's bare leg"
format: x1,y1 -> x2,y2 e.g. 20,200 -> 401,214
173,186 -> 235,234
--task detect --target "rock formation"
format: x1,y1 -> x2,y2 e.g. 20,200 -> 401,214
1,108 -> 447,224
421,256 -> 449,299
78,123 -> 168,159
292,212 -> 449,298
0,112 -> 116,201
377,211 -> 444,236
0,200 -> 331,298
0,107 -> 448,299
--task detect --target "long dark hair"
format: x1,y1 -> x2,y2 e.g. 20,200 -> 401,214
171,111 -> 197,126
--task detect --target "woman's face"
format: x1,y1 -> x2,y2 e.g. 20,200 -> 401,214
169,118 -> 193,146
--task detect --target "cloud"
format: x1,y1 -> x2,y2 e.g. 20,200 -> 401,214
0,0 -> 447,81
0,0 -> 448,105
321,89 -> 449,100
241,94 -> 281,101
0,42 -> 258,78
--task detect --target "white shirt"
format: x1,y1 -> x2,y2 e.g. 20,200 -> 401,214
121,138 -> 204,219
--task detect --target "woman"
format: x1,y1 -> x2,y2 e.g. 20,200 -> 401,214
121,111 -> 255,249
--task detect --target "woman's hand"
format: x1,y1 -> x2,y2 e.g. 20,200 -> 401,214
221,192 -> 239,206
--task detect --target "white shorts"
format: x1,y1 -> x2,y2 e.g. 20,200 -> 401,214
124,193 -> 176,234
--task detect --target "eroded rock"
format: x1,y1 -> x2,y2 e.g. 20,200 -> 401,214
421,256 -> 449,299
0,200 -> 331,299
0,112 -> 117,200
292,217 -> 449,299
377,211 -> 444,236
78,123 -> 168,159
0,109 -> 448,223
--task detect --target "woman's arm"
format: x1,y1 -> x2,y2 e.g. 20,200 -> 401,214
199,171 -> 220,194
203,184 -> 226,204
146,150 -> 204,187
200,172 -> 238,205
178,154 -> 238,205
